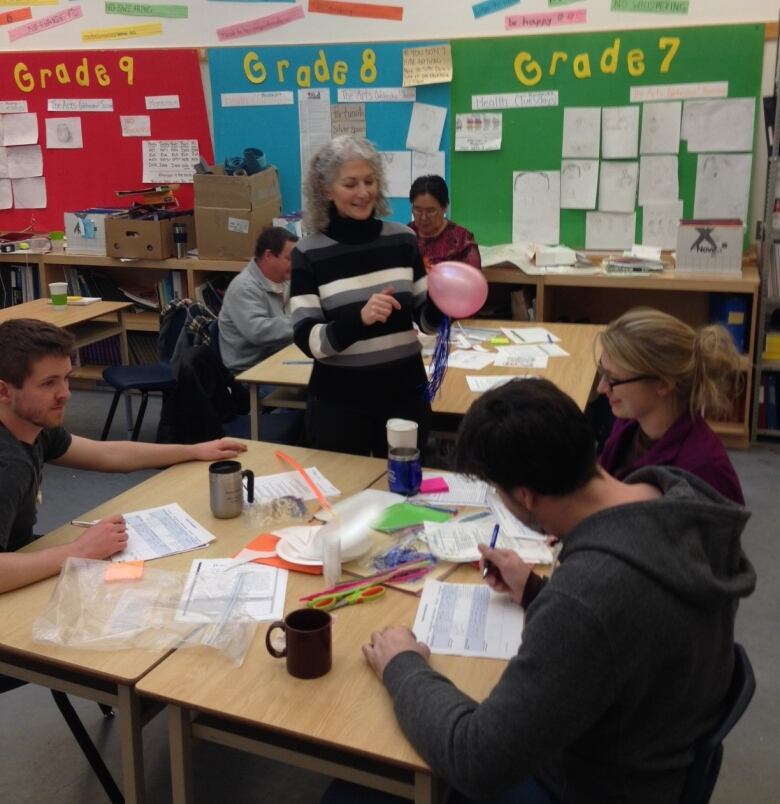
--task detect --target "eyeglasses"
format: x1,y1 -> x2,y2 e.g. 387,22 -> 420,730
411,206 -> 442,219
596,362 -> 657,391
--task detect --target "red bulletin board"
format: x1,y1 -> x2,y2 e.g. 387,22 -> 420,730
0,49 -> 213,233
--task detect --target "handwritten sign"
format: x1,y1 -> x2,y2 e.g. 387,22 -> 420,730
217,4 -> 304,41
611,0 -> 689,12
145,95 -> 180,110
472,91 -> 559,110
8,5 -> 82,42
331,103 -> 366,137
472,0 -> 519,19
630,82 -> 728,103
402,44 -> 452,88
105,3 -> 188,18
506,9 -> 587,29
221,91 -> 295,107
48,98 -> 114,112
337,87 -> 416,103
81,22 -> 163,41
0,101 -> 28,113
308,0 -> 403,22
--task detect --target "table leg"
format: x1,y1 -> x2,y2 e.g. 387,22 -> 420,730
250,385 -> 260,441
117,683 -> 145,804
414,772 -> 447,804
169,705 -> 194,804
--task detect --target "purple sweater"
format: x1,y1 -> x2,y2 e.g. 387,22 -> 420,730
599,413 -> 745,505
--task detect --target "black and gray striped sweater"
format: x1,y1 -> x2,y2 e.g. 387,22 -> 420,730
290,212 -> 440,402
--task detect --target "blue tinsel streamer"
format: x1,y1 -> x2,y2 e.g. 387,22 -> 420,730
426,315 -> 451,402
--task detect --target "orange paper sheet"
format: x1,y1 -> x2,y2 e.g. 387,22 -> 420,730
1,8 -> 33,25
104,560 -> 144,582
244,533 -> 322,575
308,0 -> 403,22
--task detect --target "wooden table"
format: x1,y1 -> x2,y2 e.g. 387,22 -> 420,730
0,297 -> 132,377
237,320 -> 604,439
0,441 -> 387,803
137,556 -> 502,804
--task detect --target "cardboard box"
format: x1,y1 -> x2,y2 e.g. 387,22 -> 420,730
676,219 -> 743,274
64,209 -> 126,255
104,213 -> 196,260
194,165 -> 282,261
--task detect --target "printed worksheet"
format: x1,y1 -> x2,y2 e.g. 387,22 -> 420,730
467,375 -> 519,393
249,467 -> 340,503
298,88 -> 332,180
446,350 -> 496,370
413,580 -> 525,659
111,503 -> 216,563
176,559 -> 288,624
411,472 -> 491,507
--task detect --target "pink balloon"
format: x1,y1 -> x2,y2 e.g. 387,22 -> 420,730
427,261 -> 488,319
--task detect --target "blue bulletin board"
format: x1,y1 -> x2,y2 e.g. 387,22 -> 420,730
207,42 -> 451,223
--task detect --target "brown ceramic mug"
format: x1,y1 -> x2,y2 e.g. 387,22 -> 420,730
265,608 -> 332,679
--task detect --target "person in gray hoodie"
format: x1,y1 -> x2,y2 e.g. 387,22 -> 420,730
362,378 -> 755,804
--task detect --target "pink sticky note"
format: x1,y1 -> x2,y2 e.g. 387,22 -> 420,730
420,477 -> 449,494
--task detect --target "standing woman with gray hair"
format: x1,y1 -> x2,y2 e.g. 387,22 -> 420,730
289,135 -> 442,456
597,307 -> 744,504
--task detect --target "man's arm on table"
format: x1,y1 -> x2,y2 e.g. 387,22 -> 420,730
364,591 -> 615,801
0,515 -> 127,594
52,435 -> 247,473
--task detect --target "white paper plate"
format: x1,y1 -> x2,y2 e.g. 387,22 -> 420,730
276,540 -> 322,567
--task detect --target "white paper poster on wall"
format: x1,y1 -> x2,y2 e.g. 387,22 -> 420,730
455,113 -> 502,152
0,179 -> 11,210
562,107 -> 600,159
380,151 -> 412,197
682,98 -> 755,153
7,144 -> 42,178
585,211 -> 635,250
693,153 -> 752,222
560,159 -> 598,210
45,117 -> 83,149
642,200 -> 683,249
11,177 -> 46,209
406,103 -> 447,155
142,140 -> 199,184
638,155 -> 678,204
598,161 -> 638,213
2,113 -> 38,146
512,171 -> 560,245
640,101 -> 681,155
601,106 -> 639,159
298,88 -> 332,179
411,151 -> 445,182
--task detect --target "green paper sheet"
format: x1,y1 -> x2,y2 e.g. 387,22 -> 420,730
374,503 -> 452,532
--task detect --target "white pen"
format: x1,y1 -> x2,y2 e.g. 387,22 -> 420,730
70,519 -> 98,528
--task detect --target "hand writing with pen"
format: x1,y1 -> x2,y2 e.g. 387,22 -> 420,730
478,544 -> 534,606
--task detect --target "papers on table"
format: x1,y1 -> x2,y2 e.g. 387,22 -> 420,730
500,327 -> 560,345
446,350 -> 496,370
487,490 -> 547,544
492,347 -> 548,369
413,580 -> 524,659
412,472 -> 491,507
176,559 -> 287,623
422,518 -> 553,564
466,375 -> 518,393
248,467 -> 340,503
111,503 -> 215,563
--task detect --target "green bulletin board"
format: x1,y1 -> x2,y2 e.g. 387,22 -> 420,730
450,25 -> 765,249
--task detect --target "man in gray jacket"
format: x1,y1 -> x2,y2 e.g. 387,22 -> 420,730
218,227 -> 298,374
363,378 -> 755,804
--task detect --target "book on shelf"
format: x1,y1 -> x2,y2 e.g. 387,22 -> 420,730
766,373 -> 779,432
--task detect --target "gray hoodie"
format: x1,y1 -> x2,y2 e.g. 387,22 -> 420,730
383,467 -> 756,804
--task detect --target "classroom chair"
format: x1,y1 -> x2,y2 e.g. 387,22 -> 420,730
679,642 -> 756,804
99,303 -> 191,441
0,675 -> 122,803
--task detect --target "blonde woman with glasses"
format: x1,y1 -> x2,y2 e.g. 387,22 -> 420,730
597,307 -> 744,504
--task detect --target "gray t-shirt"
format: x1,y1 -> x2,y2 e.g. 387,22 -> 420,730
0,425 -> 72,552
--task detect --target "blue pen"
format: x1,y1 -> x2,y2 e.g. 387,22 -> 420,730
482,524 -> 500,579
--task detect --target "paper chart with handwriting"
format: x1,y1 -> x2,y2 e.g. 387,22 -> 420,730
413,580 -> 524,659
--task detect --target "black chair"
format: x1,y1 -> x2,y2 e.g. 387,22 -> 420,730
0,675 -> 122,802
100,303 -> 191,441
679,642 -> 756,804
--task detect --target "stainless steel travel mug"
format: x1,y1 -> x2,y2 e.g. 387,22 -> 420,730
209,460 -> 254,519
